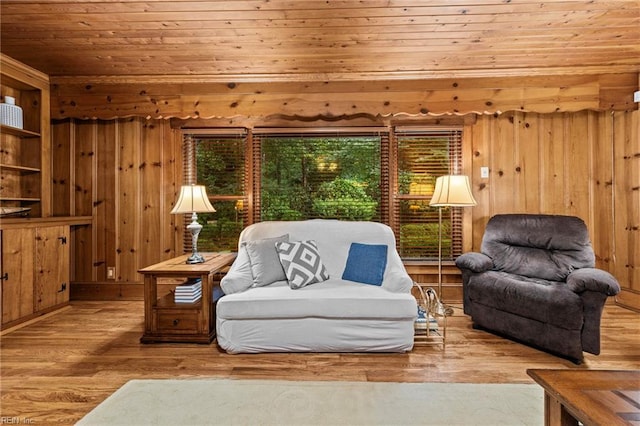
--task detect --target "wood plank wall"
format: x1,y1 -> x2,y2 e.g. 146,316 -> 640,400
467,111 -> 639,310
55,110 -> 639,309
53,118 -> 183,298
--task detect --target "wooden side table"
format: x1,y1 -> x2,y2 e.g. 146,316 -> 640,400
139,252 -> 236,344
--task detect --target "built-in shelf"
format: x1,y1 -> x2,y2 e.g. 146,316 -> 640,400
1,53 -> 50,218
0,216 -> 93,229
0,164 -> 41,173
0,124 -> 40,138
0,197 -> 41,202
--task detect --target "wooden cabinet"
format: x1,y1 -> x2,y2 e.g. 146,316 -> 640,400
1,224 -> 70,329
0,228 -> 35,325
34,226 -> 70,312
0,53 -> 51,218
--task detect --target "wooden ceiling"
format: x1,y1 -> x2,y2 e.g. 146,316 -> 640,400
1,0 -> 639,82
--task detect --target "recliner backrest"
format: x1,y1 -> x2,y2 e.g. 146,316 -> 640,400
480,214 -> 596,281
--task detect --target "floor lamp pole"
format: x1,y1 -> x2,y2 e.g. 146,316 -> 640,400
437,206 -> 444,309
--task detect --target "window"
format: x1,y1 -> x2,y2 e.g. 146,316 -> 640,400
394,127 -> 464,259
253,129 -> 387,223
183,126 -> 464,260
184,130 -> 248,252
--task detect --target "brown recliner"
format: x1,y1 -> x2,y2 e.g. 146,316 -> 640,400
455,214 -> 620,363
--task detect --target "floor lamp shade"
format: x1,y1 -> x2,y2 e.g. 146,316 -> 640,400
429,175 -> 477,207
171,185 -> 216,264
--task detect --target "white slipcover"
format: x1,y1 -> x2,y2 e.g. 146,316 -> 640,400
216,220 -> 417,353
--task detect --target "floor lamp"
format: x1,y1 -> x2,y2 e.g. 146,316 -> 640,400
429,175 -> 477,313
171,184 -> 216,264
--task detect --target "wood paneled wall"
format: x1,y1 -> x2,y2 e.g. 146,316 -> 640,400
52,118 -> 183,297
466,111 -> 639,309
56,110 -> 639,309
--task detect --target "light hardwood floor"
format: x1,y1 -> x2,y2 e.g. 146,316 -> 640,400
1,301 -> 638,425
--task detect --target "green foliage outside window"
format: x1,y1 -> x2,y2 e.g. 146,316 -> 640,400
194,137 -> 246,252
399,219 -> 452,259
312,178 -> 377,220
260,135 -> 380,221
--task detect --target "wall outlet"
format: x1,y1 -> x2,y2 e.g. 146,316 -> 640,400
634,90 -> 640,103
480,166 -> 490,178
107,267 -> 116,279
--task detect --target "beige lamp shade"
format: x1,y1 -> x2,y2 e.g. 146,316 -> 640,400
429,175 -> 477,207
170,185 -> 216,214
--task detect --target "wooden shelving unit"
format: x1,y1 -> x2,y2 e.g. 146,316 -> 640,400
0,56 -> 85,330
0,54 -> 51,218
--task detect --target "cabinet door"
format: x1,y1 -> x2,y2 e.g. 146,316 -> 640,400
34,225 -> 69,312
1,228 -> 35,325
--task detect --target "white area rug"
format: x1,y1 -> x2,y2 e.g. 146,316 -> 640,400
77,379 -> 543,426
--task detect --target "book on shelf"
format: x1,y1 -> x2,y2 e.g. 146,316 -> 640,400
175,290 -> 202,303
174,279 -> 202,303
175,296 -> 202,303
175,287 -> 201,295
175,280 -> 202,293
416,306 -> 439,332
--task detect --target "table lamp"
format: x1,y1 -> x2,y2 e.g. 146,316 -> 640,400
171,184 -> 216,264
429,175 -> 477,311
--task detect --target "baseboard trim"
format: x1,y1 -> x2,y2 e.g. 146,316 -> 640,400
71,282 -> 145,300
615,288 -> 640,312
1,304 -> 71,335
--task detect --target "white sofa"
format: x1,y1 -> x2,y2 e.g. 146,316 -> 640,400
216,219 -> 417,353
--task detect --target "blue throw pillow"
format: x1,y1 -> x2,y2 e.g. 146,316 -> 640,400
342,243 -> 388,286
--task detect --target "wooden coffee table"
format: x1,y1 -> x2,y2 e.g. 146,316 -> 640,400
527,369 -> 640,426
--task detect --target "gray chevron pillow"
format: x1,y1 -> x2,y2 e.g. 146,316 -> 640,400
275,240 -> 330,289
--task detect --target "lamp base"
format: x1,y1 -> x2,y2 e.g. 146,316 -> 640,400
185,212 -> 205,264
185,253 -> 205,264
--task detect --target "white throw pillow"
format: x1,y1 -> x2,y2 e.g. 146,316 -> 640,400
275,240 -> 330,289
243,234 -> 289,287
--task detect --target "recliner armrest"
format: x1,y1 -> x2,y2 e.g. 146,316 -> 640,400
566,268 -> 621,296
455,252 -> 493,273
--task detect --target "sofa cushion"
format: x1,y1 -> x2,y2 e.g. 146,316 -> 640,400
480,214 -> 595,281
276,240 -> 330,289
243,234 -> 289,287
342,242 -> 388,286
465,271 -> 583,329
217,279 -> 417,321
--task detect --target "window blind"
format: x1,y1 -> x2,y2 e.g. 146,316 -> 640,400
393,127 -> 464,259
181,130 -> 248,252
181,125 -> 465,260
